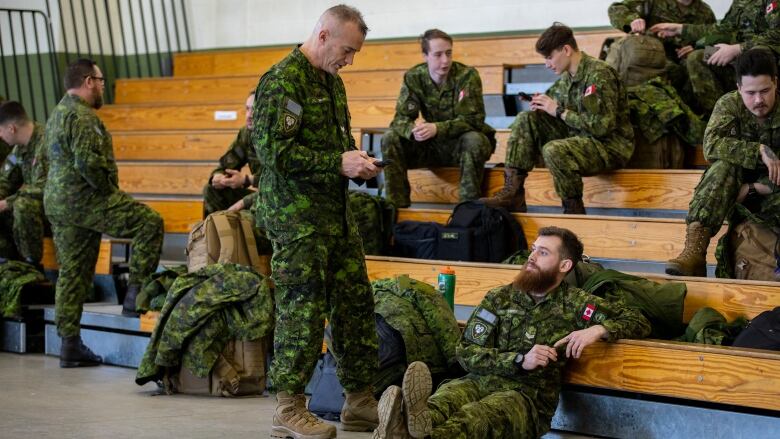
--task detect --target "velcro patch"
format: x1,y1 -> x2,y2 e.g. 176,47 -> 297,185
6,154 -> 17,165
463,307 -> 498,346
582,303 -> 596,321
280,97 -> 302,136
286,98 -> 302,116
767,1 -> 777,15
583,84 -> 597,97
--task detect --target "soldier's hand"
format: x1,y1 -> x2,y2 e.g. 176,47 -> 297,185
412,122 -> 437,141
521,344 -> 558,371
630,18 -> 646,34
223,169 -> 246,189
760,144 -> 780,186
0,199 -> 7,212
212,173 -> 228,189
554,325 -> 608,359
676,45 -> 694,59
649,23 -> 682,38
530,94 -> 557,117
708,43 -> 741,66
227,199 -> 245,212
342,150 -> 379,179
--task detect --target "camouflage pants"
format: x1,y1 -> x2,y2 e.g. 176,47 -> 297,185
688,160 -> 780,229
269,230 -> 378,393
50,192 -> 163,337
381,130 -> 494,207
201,183 -> 253,218
0,196 -> 46,263
427,375 -> 538,439
505,110 -> 632,199
685,49 -> 736,117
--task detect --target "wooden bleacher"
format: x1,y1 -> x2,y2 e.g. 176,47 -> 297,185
41,238 -> 114,275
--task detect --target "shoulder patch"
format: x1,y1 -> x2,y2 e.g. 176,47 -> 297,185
581,303 -> 597,321
583,84 -> 597,97
285,98 -> 302,116
6,154 -> 17,165
280,97 -> 302,136
406,100 -> 418,112
767,2 -> 777,15
463,306 -> 498,346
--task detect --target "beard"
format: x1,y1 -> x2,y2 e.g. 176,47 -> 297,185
93,93 -> 104,110
513,263 -> 559,294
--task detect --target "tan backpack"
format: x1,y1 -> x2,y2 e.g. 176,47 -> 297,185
627,132 -> 684,169
605,34 -> 667,86
731,221 -> 780,281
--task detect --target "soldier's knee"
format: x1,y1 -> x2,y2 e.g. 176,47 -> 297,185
541,140 -> 567,167
459,131 -> 491,156
685,49 -> 707,73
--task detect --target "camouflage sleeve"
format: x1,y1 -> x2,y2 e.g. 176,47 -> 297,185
434,68 -> 488,139
568,289 -> 652,341
212,128 -> 250,179
242,190 -> 258,210
389,72 -> 421,139
702,95 -> 761,168
72,115 -> 117,193
560,71 -> 621,137
681,4 -> 737,45
413,286 -> 462,366
742,11 -> 780,55
455,289 -> 519,378
608,0 -> 643,33
701,3 -> 717,25
252,74 -> 342,185
0,146 -> 23,201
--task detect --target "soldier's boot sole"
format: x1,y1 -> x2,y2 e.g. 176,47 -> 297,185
402,362 -> 432,439
665,259 -> 706,277
340,419 -> 378,432
269,426 -> 336,439
372,385 -> 407,439
59,359 -> 101,368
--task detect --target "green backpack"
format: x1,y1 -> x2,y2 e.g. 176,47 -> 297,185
349,191 -> 397,255
605,34 -> 667,86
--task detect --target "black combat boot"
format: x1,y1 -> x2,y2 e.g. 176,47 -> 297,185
122,284 -> 140,317
562,197 -> 586,214
60,335 -> 102,368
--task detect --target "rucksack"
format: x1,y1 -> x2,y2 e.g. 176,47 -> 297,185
392,221 -> 440,259
349,191 -> 397,255
439,201 -> 526,262
732,307 -> 780,350
627,132 -> 684,169
730,221 -> 780,281
605,34 -> 667,86
186,210 -> 271,276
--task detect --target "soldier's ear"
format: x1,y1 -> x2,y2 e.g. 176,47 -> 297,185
559,258 -> 573,274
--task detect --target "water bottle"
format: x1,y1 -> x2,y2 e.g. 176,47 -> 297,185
438,266 -> 456,310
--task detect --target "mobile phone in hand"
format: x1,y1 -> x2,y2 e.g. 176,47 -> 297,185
373,159 -> 394,167
518,92 -> 533,101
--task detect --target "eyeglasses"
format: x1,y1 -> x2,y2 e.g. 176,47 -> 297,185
83,75 -> 106,83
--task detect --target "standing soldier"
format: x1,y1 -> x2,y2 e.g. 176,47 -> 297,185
44,59 -> 164,367
381,29 -> 496,208
0,101 -> 48,270
251,5 -> 381,439
667,48 -> 780,276
373,227 -> 651,439
481,23 -> 634,214
202,91 -> 261,217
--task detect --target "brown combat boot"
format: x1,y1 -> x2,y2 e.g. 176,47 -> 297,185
665,222 -> 712,277
340,387 -> 379,431
479,167 -> 527,212
372,385 -> 411,439
562,197 -> 586,214
270,392 -> 336,439
401,362 -> 432,439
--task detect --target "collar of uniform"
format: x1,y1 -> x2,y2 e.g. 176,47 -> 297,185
423,61 -> 459,92
29,123 -> 44,147
291,46 -> 333,88
767,91 -> 780,129
63,93 -> 90,109
512,281 -> 566,308
569,52 -> 593,84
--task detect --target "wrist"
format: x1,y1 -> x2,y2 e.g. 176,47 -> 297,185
555,104 -> 565,119
513,352 -> 525,371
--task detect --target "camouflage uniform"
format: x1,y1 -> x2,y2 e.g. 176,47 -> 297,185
505,54 -> 634,199
426,282 -> 651,439
252,48 -> 378,394
382,62 -> 496,207
0,123 -> 48,263
43,94 -> 164,338
201,127 -> 261,217
687,90 -> 780,229
679,0 -> 780,115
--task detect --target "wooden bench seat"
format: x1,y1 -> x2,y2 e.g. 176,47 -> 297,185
42,238 -> 115,275
114,66 -> 506,105
365,256 -> 780,412
173,30 -> 620,77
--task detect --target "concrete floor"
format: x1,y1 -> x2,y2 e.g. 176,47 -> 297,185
0,353 -> 591,439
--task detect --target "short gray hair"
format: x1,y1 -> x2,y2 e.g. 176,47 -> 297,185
326,4 -> 369,36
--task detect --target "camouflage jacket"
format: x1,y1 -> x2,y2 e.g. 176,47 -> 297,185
0,139 -> 10,165
608,0 -> 716,56
211,126 -> 262,207
627,77 -> 706,145
703,90 -> 780,168
135,263 -> 274,385
43,94 -> 119,221
547,53 -> 635,161
372,275 -> 460,374
389,61 -> 496,142
0,123 -> 47,207
457,282 -> 650,435
0,260 -> 46,318
682,0 -> 780,53
251,48 -> 356,242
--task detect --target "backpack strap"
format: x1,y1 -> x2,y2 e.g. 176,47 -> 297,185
238,214 -> 262,269
211,213 -> 236,264
212,354 -> 241,396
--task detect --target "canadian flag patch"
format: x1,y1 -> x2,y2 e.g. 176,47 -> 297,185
768,1 -> 777,14
583,84 -> 597,97
582,303 -> 596,321
458,89 -> 467,102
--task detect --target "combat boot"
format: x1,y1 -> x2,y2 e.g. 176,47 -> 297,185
372,385 -> 411,439
59,335 -> 102,368
562,197 -> 586,214
479,167 -> 527,212
270,392 -> 337,439
665,222 -> 712,277
401,362 -> 432,439
122,284 -> 140,317
341,387 -> 379,431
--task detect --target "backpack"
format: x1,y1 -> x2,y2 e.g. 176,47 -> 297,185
174,337 -> 270,396
730,221 -> 780,281
186,210 -> 271,276
439,201 -> 526,262
605,34 -> 667,86
732,307 -> 780,350
627,132 -> 685,169
392,221 -> 440,259
349,191 -> 397,255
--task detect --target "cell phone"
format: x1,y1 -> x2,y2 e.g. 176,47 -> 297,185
373,159 -> 394,167
703,45 -> 719,62
517,91 -> 533,102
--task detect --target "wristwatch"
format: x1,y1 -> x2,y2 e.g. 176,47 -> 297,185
555,104 -> 565,119
513,352 -> 524,370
